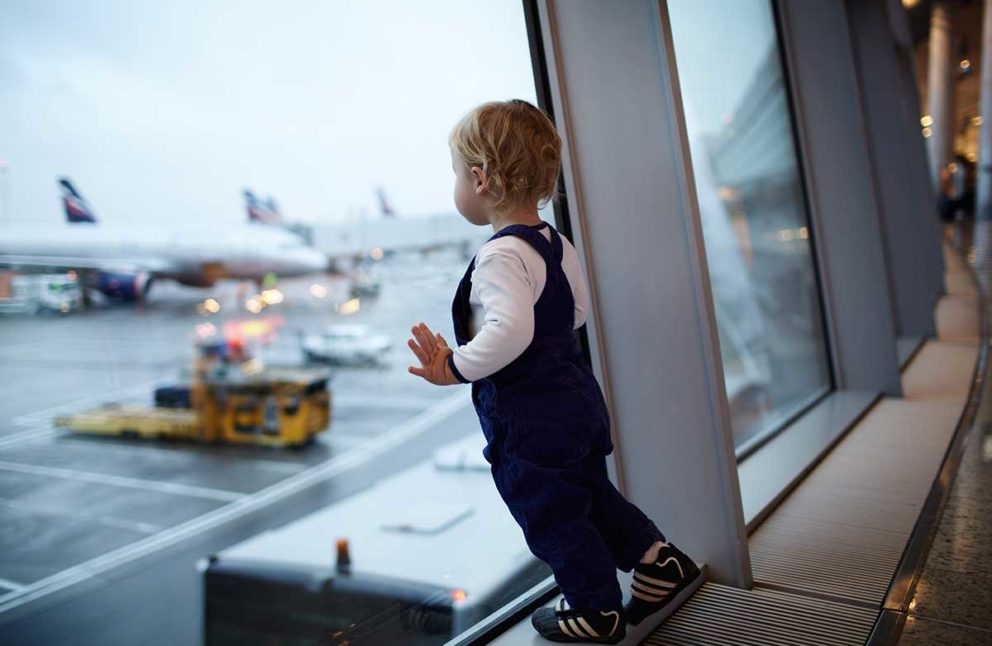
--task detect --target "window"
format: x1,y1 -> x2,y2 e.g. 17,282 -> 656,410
667,0 -> 832,454
0,2 -> 549,643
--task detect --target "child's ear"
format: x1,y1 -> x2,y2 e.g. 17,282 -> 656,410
471,166 -> 489,194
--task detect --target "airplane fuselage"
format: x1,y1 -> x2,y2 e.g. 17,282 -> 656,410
0,222 -> 328,284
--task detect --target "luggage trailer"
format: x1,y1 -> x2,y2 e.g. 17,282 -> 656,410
54,336 -> 333,448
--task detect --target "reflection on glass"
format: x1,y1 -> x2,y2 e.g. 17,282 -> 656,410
668,0 -> 832,452
0,2 -> 547,643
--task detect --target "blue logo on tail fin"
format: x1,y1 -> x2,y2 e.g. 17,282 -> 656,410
59,178 -> 97,223
244,188 -> 281,223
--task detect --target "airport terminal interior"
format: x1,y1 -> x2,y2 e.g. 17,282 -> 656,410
1,0 -> 991,644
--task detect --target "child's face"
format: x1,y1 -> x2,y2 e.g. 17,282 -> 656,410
451,148 -> 491,226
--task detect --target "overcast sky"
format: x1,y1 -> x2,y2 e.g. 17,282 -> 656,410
0,1 -> 777,229
0,1 -> 536,226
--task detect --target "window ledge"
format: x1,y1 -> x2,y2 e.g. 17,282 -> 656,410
738,389 -> 879,533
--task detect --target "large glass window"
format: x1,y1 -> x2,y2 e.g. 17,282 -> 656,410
667,0 -> 832,454
0,2 -> 549,643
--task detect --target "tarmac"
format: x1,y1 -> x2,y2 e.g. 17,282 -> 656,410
0,248 -> 480,644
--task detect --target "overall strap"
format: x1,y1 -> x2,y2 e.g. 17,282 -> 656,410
548,224 -> 563,264
488,221 -> 555,264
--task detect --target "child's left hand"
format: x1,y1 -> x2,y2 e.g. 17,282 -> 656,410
407,322 -> 460,386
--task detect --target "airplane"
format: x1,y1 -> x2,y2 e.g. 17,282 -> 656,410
0,178 -> 329,302
242,186 -> 488,263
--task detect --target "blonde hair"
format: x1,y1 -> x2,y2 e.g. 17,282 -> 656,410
449,99 -> 562,214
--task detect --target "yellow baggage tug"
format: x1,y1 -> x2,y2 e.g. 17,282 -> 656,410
55,337 -> 332,447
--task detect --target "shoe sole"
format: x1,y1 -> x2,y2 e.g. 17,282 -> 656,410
626,566 -> 704,627
540,630 -> 626,644
532,608 -> 627,644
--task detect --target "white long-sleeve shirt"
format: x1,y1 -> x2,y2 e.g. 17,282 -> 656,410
450,226 -> 589,383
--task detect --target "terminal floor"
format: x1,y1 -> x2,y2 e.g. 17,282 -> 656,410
897,250 -> 992,644
633,236 -> 987,645
897,413 -> 992,644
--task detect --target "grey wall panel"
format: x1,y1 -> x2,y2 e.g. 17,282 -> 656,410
536,0 -> 750,586
846,0 -> 941,338
777,1 -> 903,396
887,0 -> 947,296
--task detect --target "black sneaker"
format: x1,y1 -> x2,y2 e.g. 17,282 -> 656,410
531,596 -> 626,643
624,542 -> 701,626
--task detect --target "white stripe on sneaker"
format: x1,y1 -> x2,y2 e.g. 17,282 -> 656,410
601,610 -> 621,636
577,616 -> 600,637
558,617 -> 574,637
633,579 -> 671,595
631,586 -> 667,602
567,617 -> 589,638
634,572 -> 677,588
658,556 -> 685,579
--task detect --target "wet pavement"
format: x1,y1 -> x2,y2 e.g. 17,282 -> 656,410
0,248 -> 482,642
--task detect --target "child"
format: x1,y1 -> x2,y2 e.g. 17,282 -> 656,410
407,99 -> 701,644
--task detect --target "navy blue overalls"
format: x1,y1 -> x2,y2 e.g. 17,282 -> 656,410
450,221 -> 666,612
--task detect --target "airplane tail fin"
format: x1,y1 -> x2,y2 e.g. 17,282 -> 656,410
244,188 -> 281,224
59,177 -> 97,223
376,186 -> 395,218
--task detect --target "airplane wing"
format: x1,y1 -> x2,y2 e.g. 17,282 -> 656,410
0,254 -> 174,275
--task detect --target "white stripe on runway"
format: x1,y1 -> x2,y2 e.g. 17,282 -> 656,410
0,578 -> 26,593
0,390 -> 471,615
0,428 -> 55,451
0,460 -> 244,502
325,433 -> 372,447
22,438 -> 307,476
0,498 -> 163,535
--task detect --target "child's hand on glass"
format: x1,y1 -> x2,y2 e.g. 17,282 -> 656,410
407,322 -> 460,386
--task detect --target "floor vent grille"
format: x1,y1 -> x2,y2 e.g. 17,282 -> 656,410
641,583 -> 877,646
